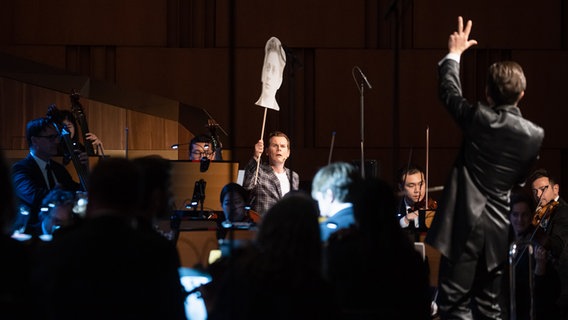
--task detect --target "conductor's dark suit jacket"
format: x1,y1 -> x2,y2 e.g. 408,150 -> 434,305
11,154 -> 82,234
425,59 -> 545,271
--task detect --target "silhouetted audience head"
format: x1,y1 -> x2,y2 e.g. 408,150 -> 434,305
132,155 -> 174,224
207,190 -> 340,320
0,150 -> 17,234
311,161 -> 360,206
325,177 -> 432,319
256,191 -> 321,269
352,177 -> 400,241
39,187 -> 76,236
0,150 -> 33,318
86,157 -> 141,219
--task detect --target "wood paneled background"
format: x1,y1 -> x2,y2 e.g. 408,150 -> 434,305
1,0 -> 567,195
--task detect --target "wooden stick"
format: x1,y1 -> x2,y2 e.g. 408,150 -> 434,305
254,108 -> 268,185
425,126 -> 429,207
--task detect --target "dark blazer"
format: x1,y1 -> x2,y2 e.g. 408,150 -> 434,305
11,154 -> 81,234
242,158 -> 299,216
425,59 -> 545,271
320,206 -> 355,242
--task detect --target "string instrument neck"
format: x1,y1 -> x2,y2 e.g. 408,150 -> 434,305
70,91 -> 95,156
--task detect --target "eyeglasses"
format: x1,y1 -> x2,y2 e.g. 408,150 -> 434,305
191,151 -> 213,158
531,185 -> 549,194
36,134 -> 60,141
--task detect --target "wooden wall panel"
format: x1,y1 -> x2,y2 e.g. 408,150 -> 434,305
0,78 -> 26,149
216,0 -> 368,48
314,50 -> 394,150
513,51 -> 568,149
397,50 -> 459,148
12,0 -> 167,46
1,0 -> 568,189
126,110 -> 180,150
413,1 -> 562,49
115,48 -> 231,135
86,101 -> 126,151
0,46 -> 67,70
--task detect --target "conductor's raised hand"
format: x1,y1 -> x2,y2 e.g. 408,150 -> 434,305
448,16 -> 478,55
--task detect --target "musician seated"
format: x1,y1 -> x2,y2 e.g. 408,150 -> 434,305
217,182 -> 257,240
10,117 -> 84,238
189,133 -> 223,162
395,164 -> 436,243
58,109 -> 104,165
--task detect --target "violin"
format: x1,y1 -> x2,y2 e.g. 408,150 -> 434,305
411,197 -> 438,212
411,197 -> 438,229
532,200 -> 560,227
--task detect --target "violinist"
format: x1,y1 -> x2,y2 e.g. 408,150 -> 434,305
528,168 -> 568,319
395,164 -> 436,243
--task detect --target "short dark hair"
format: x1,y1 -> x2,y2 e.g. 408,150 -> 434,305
486,61 -> 526,106
189,134 -> 213,153
220,182 -> 249,205
267,131 -> 290,149
397,163 -> 425,188
527,168 -> 557,187
26,117 -> 55,147
509,186 -> 535,213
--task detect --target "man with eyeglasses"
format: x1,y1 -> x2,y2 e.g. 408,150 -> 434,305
527,168 -> 568,319
188,134 -> 222,161
11,117 -> 83,237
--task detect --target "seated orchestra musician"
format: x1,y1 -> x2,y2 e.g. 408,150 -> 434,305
395,163 -> 437,243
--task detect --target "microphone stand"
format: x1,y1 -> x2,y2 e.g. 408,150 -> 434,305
353,66 -> 371,178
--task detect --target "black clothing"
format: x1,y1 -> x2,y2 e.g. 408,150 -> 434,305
425,58 -> 544,318
11,154 -> 82,235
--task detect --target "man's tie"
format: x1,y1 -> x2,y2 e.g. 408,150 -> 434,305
46,162 -> 55,189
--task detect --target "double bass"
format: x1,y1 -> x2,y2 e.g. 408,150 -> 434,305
70,90 -> 104,157
46,104 -> 89,191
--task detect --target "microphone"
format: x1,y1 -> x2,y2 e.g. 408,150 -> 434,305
200,157 -> 210,172
354,66 -> 372,89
